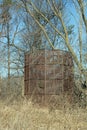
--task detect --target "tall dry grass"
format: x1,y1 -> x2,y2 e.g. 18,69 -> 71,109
0,95 -> 87,130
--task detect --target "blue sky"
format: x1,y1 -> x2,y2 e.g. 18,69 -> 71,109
0,0 -> 87,77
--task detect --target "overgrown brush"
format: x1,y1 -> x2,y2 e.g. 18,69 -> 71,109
0,96 -> 87,130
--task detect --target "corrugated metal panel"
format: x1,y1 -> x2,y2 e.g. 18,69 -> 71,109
24,49 -> 74,104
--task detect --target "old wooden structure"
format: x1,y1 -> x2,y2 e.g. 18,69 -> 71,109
24,49 -> 74,105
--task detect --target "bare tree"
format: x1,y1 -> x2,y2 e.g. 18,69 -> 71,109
0,0 -> 25,92
19,0 -> 87,92
1,0 -> 12,89
77,0 -> 87,32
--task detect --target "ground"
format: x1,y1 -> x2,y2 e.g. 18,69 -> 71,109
0,95 -> 87,130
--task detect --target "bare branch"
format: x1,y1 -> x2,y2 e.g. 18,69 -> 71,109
78,0 -> 87,32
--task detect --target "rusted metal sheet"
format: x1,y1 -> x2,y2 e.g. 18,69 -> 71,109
24,49 -> 74,104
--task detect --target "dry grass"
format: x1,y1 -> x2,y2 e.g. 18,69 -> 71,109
0,96 -> 87,130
